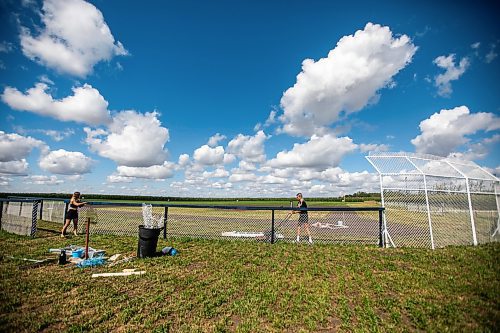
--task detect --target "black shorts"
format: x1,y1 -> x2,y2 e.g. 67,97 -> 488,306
66,209 -> 78,220
298,213 -> 309,226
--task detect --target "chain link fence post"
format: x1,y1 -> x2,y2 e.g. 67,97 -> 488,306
163,206 -> 168,239
378,209 -> 384,247
30,200 -> 39,237
271,210 -> 275,244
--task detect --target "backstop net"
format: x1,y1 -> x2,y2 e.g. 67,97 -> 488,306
366,152 -> 500,248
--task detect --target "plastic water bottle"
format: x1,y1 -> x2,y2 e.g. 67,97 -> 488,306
161,246 -> 177,256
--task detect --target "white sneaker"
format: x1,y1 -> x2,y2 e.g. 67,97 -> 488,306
308,239 -> 313,245
60,234 -> 65,238
73,231 -> 78,236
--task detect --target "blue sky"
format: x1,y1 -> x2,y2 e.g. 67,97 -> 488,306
0,0 -> 499,197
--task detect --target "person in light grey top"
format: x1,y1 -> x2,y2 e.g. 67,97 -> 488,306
293,193 -> 312,244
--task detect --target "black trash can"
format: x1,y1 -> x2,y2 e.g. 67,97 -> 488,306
137,225 -> 162,258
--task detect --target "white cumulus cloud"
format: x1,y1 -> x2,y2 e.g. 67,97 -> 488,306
115,162 -> 175,180
0,175 -> 11,186
279,22 -> 417,136
448,134 -> 500,161
238,160 -> 257,171
193,145 -> 225,165
228,172 -> 258,183
0,160 -> 29,175
178,154 -> 191,168
1,82 -> 110,126
203,167 -> 230,179
40,129 -> 75,142
39,149 -> 93,175
12,126 -> 75,143
485,43 -> 498,63
20,0 -> 127,77
207,133 -> 226,147
433,54 -> 469,97
26,175 -> 63,185
227,130 -> 268,163
85,111 -> 169,167
359,143 -> 390,153
0,41 -> 14,53
411,106 -> 500,156
0,131 -> 46,162
106,175 -> 133,183
267,134 -> 357,170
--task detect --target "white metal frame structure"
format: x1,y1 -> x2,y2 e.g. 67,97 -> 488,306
366,152 -> 500,249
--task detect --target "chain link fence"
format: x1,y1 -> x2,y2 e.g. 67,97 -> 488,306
0,199 -> 39,236
163,206 -> 383,245
471,193 -> 499,244
41,200 -> 67,224
367,152 -> 500,248
1,199 -> 386,246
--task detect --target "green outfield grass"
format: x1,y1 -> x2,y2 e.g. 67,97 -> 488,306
0,230 -> 498,332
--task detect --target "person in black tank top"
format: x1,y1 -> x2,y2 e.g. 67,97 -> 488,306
61,192 -> 87,237
293,193 -> 313,244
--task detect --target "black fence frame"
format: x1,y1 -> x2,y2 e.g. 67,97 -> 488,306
0,198 -> 386,247
67,201 -> 387,247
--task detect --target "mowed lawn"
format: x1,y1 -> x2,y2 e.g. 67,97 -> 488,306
0,230 -> 498,332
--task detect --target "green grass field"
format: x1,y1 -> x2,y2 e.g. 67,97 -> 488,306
0,229 -> 498,332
